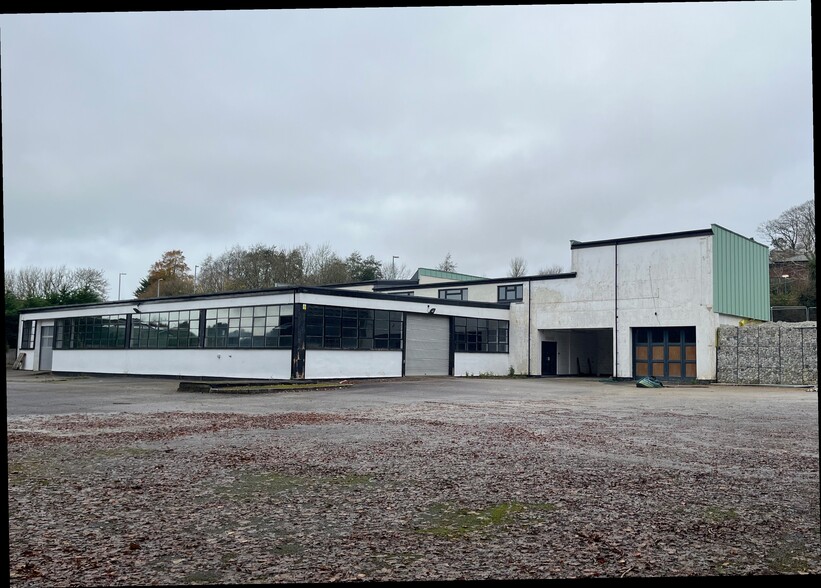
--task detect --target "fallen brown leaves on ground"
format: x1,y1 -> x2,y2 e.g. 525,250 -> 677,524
8,399 -> 821,584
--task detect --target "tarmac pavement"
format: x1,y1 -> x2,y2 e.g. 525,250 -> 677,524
5,368 -> 817,419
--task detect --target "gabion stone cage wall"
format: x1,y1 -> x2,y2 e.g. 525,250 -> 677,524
717,322 -> 817,385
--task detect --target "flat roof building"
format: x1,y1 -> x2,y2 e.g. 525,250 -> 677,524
16,224 -> 769,382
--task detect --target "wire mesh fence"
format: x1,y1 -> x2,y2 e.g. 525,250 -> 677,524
770,306 -> 816,322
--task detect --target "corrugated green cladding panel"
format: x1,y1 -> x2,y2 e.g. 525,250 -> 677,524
711,224 -> 770,320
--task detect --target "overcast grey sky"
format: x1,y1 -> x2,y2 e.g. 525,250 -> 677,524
1,3 -> 814,298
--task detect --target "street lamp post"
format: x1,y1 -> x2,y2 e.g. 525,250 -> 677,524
157,278 -> 164,297
194,265 -> 199,291
118,273 -> 126,300
392,256 -> 399,279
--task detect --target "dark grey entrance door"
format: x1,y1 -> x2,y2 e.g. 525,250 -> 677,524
39,325 -> 54,371
541,341 -> 557,376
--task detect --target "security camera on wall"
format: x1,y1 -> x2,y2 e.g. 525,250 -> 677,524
428,308 -> 436,314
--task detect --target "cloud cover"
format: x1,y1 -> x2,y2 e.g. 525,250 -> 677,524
1,3 -> 813,298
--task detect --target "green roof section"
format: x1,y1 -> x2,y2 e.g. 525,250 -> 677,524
711,224 -> 770,321
413,268 -> 485,282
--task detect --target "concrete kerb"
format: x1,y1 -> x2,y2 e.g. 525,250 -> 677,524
7,367 -> 818,394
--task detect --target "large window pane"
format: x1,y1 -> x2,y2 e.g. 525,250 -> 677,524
454,318 -> 509,354
308,305 -> 403,351
203,304 -> 292,349
58,315 -> 129,350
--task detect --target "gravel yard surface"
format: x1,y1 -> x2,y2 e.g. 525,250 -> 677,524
7,372 -> 820,583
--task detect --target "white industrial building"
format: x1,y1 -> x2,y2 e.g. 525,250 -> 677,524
16,224 -> 769,382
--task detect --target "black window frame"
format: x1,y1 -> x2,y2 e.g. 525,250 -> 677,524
497,284 -> 524,302
305,304 -> 403,351
20,320 -> 36,350
453,316 -> 509,353
202,303 -> 293,350
130,310 -> 202,349
438,288 -> 468,301
55,315 -> 129,350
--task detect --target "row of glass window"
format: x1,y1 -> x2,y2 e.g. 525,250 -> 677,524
35,305 -> 510,354
131,310 -> 202,349
633,326 -> 696,344
453,317 -> 510,353
204,304 -> 293,349
55,315 -> 129,349
437,284 -> 525,303
54,305 -> 294,350
305,305 -> 403,350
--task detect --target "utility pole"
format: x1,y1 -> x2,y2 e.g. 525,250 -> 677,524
118,273 -> 126,300
392,255 -> 399,279
157,278 -> 164,297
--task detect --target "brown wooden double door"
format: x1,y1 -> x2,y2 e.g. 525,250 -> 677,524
633,327 -> 696,380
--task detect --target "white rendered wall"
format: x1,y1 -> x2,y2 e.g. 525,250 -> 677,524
508,302 -> 530,375
454,353 -> 511,377
528,235 -> 721,380
380,279 -> 530,304
304,350 -> 402,379
51,349 -> 292,379
16,318 -> 55,371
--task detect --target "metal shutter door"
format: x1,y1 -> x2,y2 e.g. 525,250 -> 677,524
405,314 -> 450,376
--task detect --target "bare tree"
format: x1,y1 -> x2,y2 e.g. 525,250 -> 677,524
72,268 -> 109,298
381,259 -> 412,280
538,264 -> 564,275
758,198 -> 816,307
11,266 -> 44,299
5,266 -> 109,300
758,199 -> 815,262
197,244 -> 306,293
195,241 -> 411,292
298,242 -> 344,285
508,256 -> 528,277
195,253 -> 222,294
437,252 -> 457,273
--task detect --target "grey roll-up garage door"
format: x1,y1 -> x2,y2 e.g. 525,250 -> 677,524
405,314 -> 450,376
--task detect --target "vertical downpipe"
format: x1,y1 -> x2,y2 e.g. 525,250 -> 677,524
527,280 -> 532,376
401,313 -> 408,377
291,291 -> 306,380
614,243 -> 619,379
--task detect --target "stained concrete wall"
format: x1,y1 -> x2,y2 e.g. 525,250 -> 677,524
716,322 -> 817,385
528,234 -> 721,380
